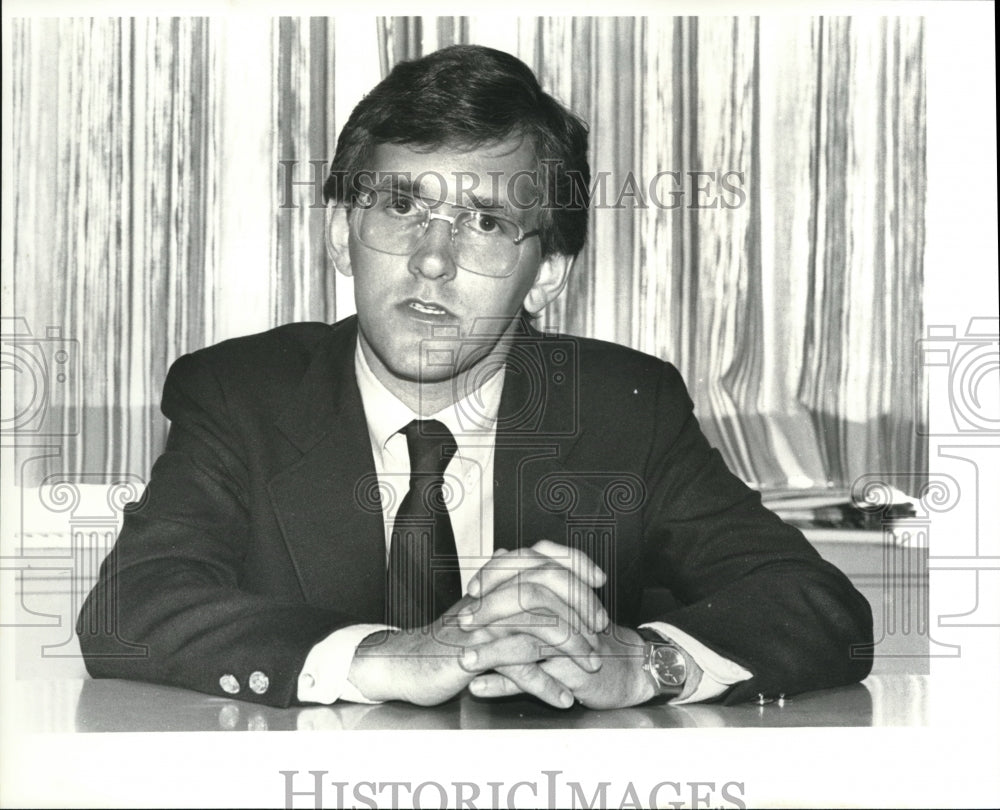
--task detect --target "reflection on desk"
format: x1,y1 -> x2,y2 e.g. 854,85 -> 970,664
13,674 -> 926,733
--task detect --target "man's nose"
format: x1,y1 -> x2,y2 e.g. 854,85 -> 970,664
408,218 -> 457,281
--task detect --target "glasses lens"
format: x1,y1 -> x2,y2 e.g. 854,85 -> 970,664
452,212 -> 520,277
355,190 -> 427,255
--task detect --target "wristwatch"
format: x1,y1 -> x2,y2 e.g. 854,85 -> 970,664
638,627 -> 687,698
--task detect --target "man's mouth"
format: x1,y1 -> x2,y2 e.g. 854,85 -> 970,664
404,299 -> 455,319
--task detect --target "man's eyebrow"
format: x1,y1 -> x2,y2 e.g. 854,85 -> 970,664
373,175 -> 417,194
380,176 -> 524,218
462,191 -> 507,213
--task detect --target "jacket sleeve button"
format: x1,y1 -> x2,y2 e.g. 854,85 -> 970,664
249,671 -> 270,695
219,674 -> 241,694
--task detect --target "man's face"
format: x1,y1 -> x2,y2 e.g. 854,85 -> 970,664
340,137 -> 569,395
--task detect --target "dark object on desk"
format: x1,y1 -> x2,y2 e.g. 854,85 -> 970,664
779,501 -> 917,531
763,487 -> 917,531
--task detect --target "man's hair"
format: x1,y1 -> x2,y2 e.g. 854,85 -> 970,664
324,44 -> 591,258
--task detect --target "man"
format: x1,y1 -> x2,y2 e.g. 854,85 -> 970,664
78,45 -> 872,711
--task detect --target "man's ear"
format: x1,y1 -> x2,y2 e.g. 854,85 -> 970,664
523,253 -> 574,315
325,202 -> 352,277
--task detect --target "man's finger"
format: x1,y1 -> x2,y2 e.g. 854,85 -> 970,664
458,577 -> 608,636
467,542 -> 606,598
458,628 -> 601,674
468,673 -> 522,699
469,664 -> 575,709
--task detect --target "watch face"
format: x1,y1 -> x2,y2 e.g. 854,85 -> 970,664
650,645 -> 687,687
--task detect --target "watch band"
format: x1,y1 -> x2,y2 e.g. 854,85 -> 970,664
638,627 -> 687,698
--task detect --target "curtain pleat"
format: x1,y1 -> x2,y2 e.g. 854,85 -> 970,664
272,17 -> 337,326
12,18 -> 217,483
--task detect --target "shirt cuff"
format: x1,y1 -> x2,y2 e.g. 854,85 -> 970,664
297,624 -> 395,705
640,622 -> 752,705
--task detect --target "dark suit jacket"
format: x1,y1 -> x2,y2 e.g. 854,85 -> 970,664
78,316 -> 873,707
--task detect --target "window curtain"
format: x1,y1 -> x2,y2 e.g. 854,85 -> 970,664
8,17 -> 341,483
377,15 -> 927,492
7,16 -> 926,494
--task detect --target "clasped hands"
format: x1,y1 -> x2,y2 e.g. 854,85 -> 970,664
349,540 -> 655,710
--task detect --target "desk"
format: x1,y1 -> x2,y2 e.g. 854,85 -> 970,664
7,536 -> 930,734
11,673 -> 925,733
6,530 -> 930,734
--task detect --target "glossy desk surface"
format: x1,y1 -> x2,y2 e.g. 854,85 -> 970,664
7,538 -> 929,733
12,673 -> 926,733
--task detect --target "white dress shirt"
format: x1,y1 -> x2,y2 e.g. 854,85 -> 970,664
296,341 -> 751,705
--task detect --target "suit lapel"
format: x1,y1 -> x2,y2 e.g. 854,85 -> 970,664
492,324 -> 641,621
268,318 -> 388,621
493,322 -> 585,553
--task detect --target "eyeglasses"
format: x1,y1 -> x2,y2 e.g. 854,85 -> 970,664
351,188 -> 541,278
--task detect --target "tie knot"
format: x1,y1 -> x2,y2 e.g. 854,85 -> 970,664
401,419 -> 456,478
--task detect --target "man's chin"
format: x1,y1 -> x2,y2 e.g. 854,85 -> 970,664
416,337 -> 498,381
369,350 -> 470,386
360,327 -> 508,393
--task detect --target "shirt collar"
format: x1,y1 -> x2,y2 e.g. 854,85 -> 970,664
354,338 -> 506,462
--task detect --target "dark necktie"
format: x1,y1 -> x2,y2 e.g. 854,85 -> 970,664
386,419 -> 462,629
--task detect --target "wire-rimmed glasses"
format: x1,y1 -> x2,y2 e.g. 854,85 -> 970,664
351,187 -> 541,278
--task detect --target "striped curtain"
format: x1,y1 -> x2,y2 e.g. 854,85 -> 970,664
8,17 -> 342,483
378,16 -> 926,491
7,16 -> 926,494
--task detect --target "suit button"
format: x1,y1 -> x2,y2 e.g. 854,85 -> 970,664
249,671 -> 270,695
219,674 -> 241,694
